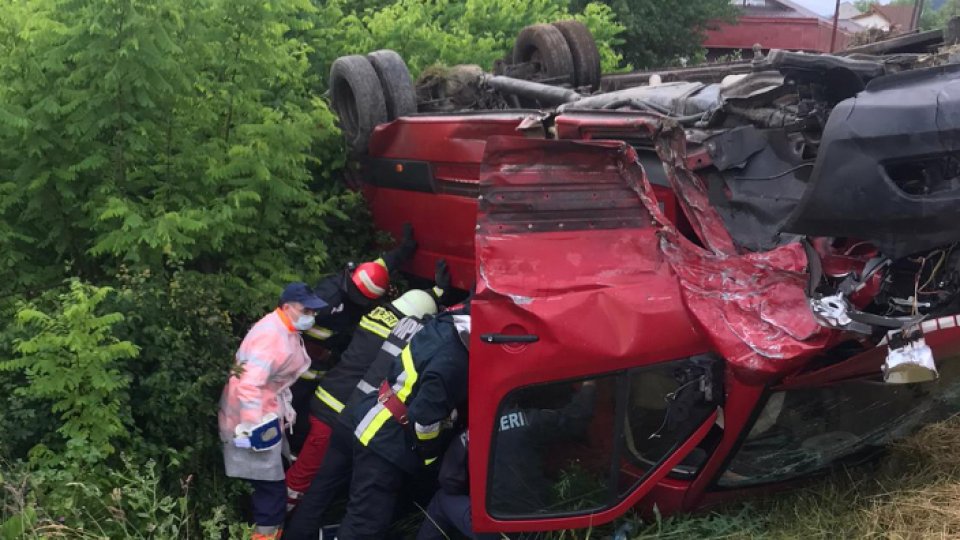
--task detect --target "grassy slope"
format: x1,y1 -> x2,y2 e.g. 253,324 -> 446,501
624,415 -> 960,539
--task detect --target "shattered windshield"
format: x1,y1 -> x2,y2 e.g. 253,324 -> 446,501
718,359 -> 960,487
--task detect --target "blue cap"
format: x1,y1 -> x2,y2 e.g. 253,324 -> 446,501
279,282 -> 327,310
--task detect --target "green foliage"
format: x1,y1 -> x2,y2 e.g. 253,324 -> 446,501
0,0 -> 346,297
934,0 -> 960,27
0,281 -> 137,467
0,457 -> 249,539
571,0 -> 736,68
308,0 -> 626,80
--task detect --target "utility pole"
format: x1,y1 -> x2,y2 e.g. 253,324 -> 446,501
910,0 -> 925,31
830,0 -> 841,53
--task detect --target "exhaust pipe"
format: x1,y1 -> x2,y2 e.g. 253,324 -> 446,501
482,75 -> 582,106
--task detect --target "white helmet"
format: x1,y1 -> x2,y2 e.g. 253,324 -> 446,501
390,289 -> 438,319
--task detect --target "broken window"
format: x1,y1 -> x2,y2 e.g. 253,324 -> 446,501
487,356 -> 720,519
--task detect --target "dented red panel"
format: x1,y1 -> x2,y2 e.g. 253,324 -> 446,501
640,124 -> 831,381
470,136 -> 710,532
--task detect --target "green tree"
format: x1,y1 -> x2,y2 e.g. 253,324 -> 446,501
307,0 -> 627,82
570,0 -> 736,68
0,0 -> 347,299
0,281 -> 137,467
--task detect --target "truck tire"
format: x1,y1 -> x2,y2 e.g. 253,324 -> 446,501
552,20 -> 601,91
329,55 -> 388,156
511,23 -> 575,84
366,50 -> 417,120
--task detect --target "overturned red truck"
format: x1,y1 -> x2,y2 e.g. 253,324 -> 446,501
328,21 -> 960,534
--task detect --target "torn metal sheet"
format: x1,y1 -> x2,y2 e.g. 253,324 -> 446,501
643,123 -> 833,381
477,132 -> 836,383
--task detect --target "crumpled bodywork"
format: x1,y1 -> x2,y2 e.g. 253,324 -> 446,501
477,123 -> 838,383
646,123 -> 838,381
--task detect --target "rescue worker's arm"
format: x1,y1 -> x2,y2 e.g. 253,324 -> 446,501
406,350 -> 469,464
379,222 -> 417,272
526,381 -> 597,442
234,336 -> 285,426
429,258 -> 452,306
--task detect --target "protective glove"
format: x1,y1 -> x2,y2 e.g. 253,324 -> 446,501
233,414 -> 282,451
233,422 -> 256,448
432,258 -> 451,301
382,223 -> 417,271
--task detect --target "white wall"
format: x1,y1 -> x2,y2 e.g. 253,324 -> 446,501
853,13 -> 892,30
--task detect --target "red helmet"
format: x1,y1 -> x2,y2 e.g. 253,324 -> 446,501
351,261 -> 390,299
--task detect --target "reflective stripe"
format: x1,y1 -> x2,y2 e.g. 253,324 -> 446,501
381,341 -> 402,357
357,346 -> 419,445
299,369 -> 324,381
356,403 -> 390,445
357,268 -> 386,297
240,399 -> 262,409
432,286 -> 444,298
305,326 -> 333,341
314,385 -> 345,413
358,318 -> 391,339
356,380 -> 377,395
425,457 -> 437,466
397,347 -> 419,402
238,354 -> 272,372
415,421 -> 440,441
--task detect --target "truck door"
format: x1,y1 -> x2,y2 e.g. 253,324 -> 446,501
469,137 -> 723,533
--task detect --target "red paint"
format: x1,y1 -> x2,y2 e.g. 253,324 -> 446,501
357,110 -> 960,533
704,16 -> 852,53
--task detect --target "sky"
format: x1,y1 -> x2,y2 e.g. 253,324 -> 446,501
793,0 -> 893,16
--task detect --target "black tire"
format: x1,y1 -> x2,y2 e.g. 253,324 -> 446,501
366,50 -> 417,120
552,20 -> 601,91
511,23 -> 575,84
329,55 -> 388,156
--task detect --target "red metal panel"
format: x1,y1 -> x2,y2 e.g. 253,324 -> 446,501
705,17 -> 851,53
469,136 -> 713,531
362,185 -> 479,291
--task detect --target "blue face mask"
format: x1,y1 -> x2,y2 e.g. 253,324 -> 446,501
293,314 -> 315,332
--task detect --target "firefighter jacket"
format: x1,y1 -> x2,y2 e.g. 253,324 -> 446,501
218,309 -> 311,481
309,303 -> 412,425
489,383 -> 596,515
302,248 -> 414,379
342,311 -> 469,474
302,268 -> 373,362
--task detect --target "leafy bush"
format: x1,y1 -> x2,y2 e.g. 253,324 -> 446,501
0,281 -> 136,469
308,0 -> 626,80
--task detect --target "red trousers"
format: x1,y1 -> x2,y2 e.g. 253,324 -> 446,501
286,416 -> 333,495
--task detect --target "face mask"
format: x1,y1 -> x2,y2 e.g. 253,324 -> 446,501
293,314 -> 315,332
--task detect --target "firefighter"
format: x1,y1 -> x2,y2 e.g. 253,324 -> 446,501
283,303 -> 471,540
415,381 -> 596,540
284,259 -> 450,509
288,224 -> 418,452
218,282 -> 327,540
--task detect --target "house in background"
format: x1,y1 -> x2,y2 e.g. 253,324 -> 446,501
837,2 -> 864,20
850,3 -> 918,33
704,0 -> 855,58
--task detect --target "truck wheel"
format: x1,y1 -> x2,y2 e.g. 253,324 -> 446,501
511,23 -> 575,84
329,55 -> 387,156
552,20 -> 601,91
366,50 -> 417,120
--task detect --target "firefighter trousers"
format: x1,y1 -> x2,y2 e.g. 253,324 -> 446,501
336,446 -> 406,539
285,416 -> 334,498
415,491 -> 502,540
282,425 -> 353,540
